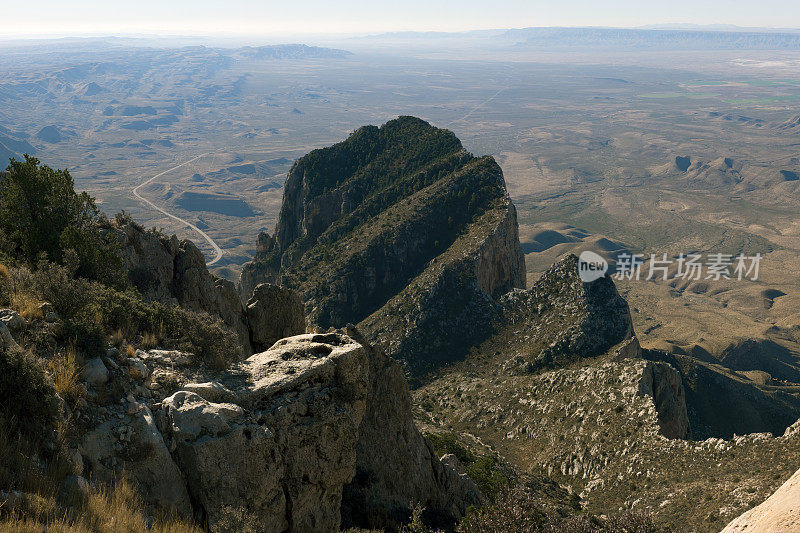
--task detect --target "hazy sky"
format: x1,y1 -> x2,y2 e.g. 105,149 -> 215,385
4,0 -> 800,36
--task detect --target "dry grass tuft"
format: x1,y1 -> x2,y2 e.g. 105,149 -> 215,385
141,331 -> 158,350
48,345 -> 83,405
125,344 -> 136,358
109,328 -> 125,347
11,292 -> 43,321
0,478 -> 199,532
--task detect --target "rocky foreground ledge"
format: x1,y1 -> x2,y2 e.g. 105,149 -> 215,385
81,330 -> 481,532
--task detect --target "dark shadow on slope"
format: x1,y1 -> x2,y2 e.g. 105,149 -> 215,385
643,349 -> 800,440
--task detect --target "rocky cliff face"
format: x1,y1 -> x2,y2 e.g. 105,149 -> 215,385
239,116 -> 526,373
637,361 -> 689,439
112,221 -> 251,352
112,220 -> 305,357
340,327 -> 483,530
160,334 -> 369,532
496,254 -> 635,374
77,331 -> 481,531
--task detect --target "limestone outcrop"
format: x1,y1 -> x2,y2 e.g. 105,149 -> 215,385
637,361 -> 689,439
111,220 -> 304,357
81,403 -> 192,516
159,333 -> 368,532
246,283 -> 306,353
239,231 -> 278,301
341,327 -> 484,530
112,221 -> 251,352
146,332 -> 481,532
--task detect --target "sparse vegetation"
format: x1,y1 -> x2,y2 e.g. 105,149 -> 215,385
0,476 -> 199,532
5,256 -> 239,366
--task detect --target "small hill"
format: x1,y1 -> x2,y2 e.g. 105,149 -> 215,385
173,190 -> 256,217
82,82 -> 105,96
35,125 -> 67,143
777,112 -> 800,131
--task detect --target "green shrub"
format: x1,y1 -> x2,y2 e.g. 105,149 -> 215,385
426,432 -> 476,465
0,155 -> 125,287
0,346 -> 59,444
26,259 -> 240,366
465,456 -> 513,501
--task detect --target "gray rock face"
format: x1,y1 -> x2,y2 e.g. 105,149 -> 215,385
239,232 -> 278,300
474,202 -> 527,297
246,283 -> 306,353
113,221 -> 306,357
0,308 -> 26,331
160,334 -> 369,532
81,403 -> 192,516
341,327 -> 485,530
637,361 -> 689,439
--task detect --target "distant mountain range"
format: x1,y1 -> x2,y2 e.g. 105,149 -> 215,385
501,27 -> 800,49
232,44 -> 351,59
357,25 -> 800,50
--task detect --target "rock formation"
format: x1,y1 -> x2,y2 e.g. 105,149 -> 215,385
493,253 -> 635,374
160,334 -> 369,532
77,332 -> 482,532
111,221 -> 251,351
239,116 -> 526,373
111,221 -> 305,357
82,402 -> 193,516
637,360 -> 689,439
245,283 -> 306,353
340,326 -> 484,530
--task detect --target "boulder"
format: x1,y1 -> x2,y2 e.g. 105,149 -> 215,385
83,357 -> 109,386
81,404 -> 191,516
159,333 -> 369,532
127,357 -> 150,381
180,381 -> 236,403
0,309 -> 26,331
161,391 -> 244,448
136,349 -> 193,367
245,283 -> 306,353
157,331 -> 482,531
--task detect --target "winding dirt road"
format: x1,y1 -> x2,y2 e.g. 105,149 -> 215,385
132,153 -> 224,266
